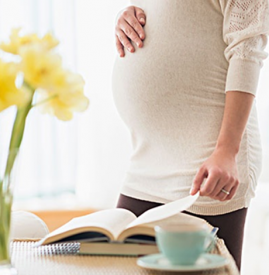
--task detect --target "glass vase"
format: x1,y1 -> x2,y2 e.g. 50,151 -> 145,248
0,150 -> 19,275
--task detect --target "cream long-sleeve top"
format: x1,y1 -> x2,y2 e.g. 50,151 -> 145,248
112,0 -> 269,215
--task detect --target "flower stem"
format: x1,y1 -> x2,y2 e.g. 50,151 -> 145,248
0,186 -> 12,263
3,82 -> 35,190
32,94 -> 58,108
0,81 -> 34,264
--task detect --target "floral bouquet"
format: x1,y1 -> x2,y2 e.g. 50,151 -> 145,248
0,28 -> 89,272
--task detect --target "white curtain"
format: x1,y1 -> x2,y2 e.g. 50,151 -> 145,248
0,0 -> 129,209
0,0 -> 268,210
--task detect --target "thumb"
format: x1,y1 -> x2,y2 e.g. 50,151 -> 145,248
135,7 -> 146,25
190,167 -> 206,195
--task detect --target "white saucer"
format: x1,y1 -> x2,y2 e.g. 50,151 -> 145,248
137,253 -> 229,272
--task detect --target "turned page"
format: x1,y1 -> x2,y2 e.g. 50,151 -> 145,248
39,208 -> 137,244
125,193 -> 199,229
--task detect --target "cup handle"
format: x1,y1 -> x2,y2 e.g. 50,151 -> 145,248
205,232 -> 217,253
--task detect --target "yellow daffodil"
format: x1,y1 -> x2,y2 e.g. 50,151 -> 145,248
40,33 -> 59,50
0,28 -> 90,258
20,44 -> 66,90
0,28 -> 59,55
36,89 -> 89,121
35,71 -> 89,121
0,59 -> 29,111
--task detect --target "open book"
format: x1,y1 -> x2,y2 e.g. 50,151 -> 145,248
36,193 -> 216,255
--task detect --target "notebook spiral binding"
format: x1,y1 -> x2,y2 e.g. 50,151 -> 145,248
12,241 -> 80,255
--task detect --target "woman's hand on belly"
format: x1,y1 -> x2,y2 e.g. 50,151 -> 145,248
190,149 -> 239,202
115,5 -> 146,57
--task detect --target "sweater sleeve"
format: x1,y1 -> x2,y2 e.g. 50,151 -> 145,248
129,0 -> 144,9
221,0 -> 269,96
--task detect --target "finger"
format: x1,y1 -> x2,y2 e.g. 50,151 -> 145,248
190,166 -> 207,195
224,180 -> 239,201
134,7 -> 147,28
216,176 -> 239,201
115,35 -> 125,57
121,19 -> 143,47
200,168 -> 220,196
209,173 -> 230,197
116,29 -> 135,53
216,186 -> 232,201
119,8 -> 145,44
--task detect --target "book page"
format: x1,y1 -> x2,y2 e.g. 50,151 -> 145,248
40,208 -> 137,242
126,193 -> 199,229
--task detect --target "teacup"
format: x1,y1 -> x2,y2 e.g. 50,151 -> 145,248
155,222 -> 215,265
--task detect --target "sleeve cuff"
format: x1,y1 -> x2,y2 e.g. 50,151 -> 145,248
225,58 -> 262,96
130,0 -> 144,9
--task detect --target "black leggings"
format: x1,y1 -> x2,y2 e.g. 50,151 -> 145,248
116,193 -> 248,271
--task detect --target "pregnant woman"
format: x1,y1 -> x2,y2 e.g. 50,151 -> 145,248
112,0 -> 269,270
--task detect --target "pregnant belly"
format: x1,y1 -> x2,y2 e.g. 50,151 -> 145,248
112,0 -> 227,147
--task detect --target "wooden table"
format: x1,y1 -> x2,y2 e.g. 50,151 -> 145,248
11,239 -> 240,275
